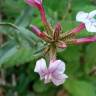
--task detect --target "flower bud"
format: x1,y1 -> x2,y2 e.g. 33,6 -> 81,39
73,37 -> 96,44
30,25 -> 51,42
53,22 -> 62,41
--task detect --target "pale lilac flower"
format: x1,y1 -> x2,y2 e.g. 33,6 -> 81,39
34,58 -> 68,86
76,10 -> 96,32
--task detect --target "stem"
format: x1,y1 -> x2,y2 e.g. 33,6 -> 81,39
1,69 -> 6,85
0,22 -> 36,45
79,45 -> 86,74
89,67 -> 96,76
39,6 -> 47,25
38,6 -> 53,35
0,22 -> 20,32
0,12 -> 4,45
12,74 -> 18,96
49,45 -> 57,62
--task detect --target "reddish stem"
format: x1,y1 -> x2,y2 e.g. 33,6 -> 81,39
37,4 -> 48,25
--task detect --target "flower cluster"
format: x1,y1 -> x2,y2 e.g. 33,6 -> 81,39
25,0 -> 96,86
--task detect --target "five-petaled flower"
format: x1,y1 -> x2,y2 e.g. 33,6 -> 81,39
76,10 -> 96,32
34,58 -> 68,86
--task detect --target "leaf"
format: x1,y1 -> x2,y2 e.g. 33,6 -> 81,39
3,45 -> 35,68
15,6 -> 33,27
0,40 -> 44,68
17,73 -> 30,94
58,46 -> 81,76
18,26 -> 39,42
0,23 -> 39,46
84,43 -> 96,73
33,80 -> 51,93
64,79 -> 96,96
1,0 -> 25,18
0,40 -> 18,67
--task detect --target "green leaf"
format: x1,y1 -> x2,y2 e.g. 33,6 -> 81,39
58,46 -> 81,76
0,22 -> 39,45
17,73 -> 30,94
64,79 -> 96,96
3,45 -> 35,68
0,40 -> 18,67
15,6 -> 33,27
18,26 -> 39,42
85,43 -> 96,73
33,80 -> 51,93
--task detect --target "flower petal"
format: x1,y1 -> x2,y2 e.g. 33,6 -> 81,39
76,11 -> 89,23
89,10 -> 96,18
49,60 -> 65,73
51,73 -> 68,86
85,21 -> 96,32
34,58 -> 47,79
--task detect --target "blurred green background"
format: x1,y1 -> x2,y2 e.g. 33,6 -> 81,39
0,0 -> 96,96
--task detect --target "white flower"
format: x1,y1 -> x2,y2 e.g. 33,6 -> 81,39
34,58 -> 68,86
76,10 -> 96,32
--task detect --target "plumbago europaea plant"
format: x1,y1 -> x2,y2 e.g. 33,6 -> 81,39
25,0 -> 96,86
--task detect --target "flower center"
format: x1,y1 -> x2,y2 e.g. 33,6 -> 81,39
44,71 -> 52,82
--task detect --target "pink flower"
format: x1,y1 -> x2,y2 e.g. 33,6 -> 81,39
34,58 -> 68,86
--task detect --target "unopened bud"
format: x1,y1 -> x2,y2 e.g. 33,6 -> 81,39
53,22 -> 62,41
30,25 -> 51,42
73,36 -> 96,44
